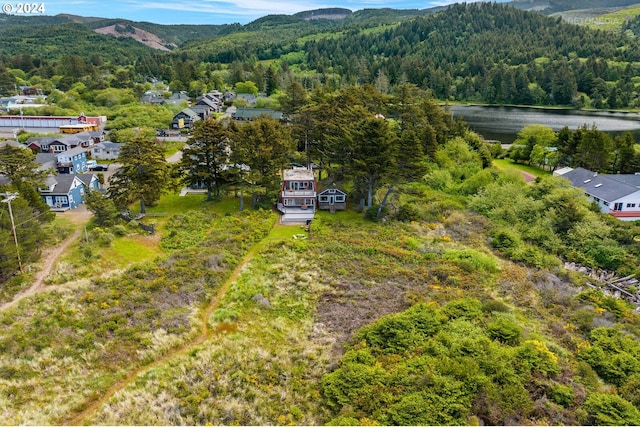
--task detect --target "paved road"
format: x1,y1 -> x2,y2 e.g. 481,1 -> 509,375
166,151 -> 182,163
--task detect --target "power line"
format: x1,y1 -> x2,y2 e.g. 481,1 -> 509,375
1,192 -> 23,272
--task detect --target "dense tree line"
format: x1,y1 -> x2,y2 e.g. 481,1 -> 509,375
304,3 -> 640,107
2,3 -> 640,109
0,146 -> 54,282
509,123 -> 639,174
623,14 -> 640,37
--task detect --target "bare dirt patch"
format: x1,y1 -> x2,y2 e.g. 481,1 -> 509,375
316,280 -> 415,352
94,25 -> 176,51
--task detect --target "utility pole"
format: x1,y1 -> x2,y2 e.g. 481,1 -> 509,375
1,192 -> 22,272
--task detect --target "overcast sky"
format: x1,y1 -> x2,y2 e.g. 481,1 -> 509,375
32,0 -> 510,25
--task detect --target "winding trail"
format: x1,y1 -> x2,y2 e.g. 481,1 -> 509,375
0,206 -> 92,313
0,228 -> 81,312
63,221 -> 277,426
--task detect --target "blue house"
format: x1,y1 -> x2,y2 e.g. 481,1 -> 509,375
40,175 -> 87,211
56,146 -> 88,174
77,173 -> 101,191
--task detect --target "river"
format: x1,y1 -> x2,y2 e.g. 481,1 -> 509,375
448,105 -> 640,144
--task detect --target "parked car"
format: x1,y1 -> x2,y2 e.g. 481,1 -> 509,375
87,161 -> 108,171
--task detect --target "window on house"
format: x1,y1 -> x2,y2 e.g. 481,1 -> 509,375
604,201 -> 609,206
627,203 -> 636,208
54,196 -> 66,207
283,199 -> 294,206
335,195 -> 346,202
319,196 -> 329,202
304,199 -> 315,206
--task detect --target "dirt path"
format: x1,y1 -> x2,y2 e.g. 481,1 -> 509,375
63,220 -> 277,426
0,206 -> 92,313
521,171 -> 537,183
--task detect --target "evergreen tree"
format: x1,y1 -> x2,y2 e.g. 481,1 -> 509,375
611,133 -> 636,174
108,134 -> 172,213
229,117 -> 295,207
280,81 -> 308,118
575,125 -> 614,172
180,118 -> 232,201
551,59 -> 577,105
84,191 -> 119,227
345,114 -> 397,208
0,145 -> 52,221
265,66 -> 278,96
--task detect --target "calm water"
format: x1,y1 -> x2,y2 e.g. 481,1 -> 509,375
448,105 -> 640,144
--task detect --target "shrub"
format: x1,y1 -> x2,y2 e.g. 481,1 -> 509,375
513,340 -> 560,378
358,313 -> 423,354
113,224 -> 128,237
619,373 -> 640,407
396,203 -> 421,222
547,383 -> 574,407
364,205 -> 388,222
424,169 -> 453,191
581,392 -> 640,426
491,228 -> 522,252
442,249 -> 498,273
482,299 -> 510,313
211,308 -> 238,322
442,298 -> 484,321
487,317 -> 523,346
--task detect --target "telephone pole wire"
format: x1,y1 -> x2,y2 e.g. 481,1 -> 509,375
1,192 -> 23,272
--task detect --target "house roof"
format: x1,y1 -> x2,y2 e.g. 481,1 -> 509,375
553,166 -> 573,176
0,140 -> 26,149
50,136 -> 84,146
57,146 -> 86,159
94,141 -> 121,150
283,167 -> 314,181
607,174 -> 640,187
46,174 -> 84,195
35,153 -> 57,170
319,187 -> 346,196
561,167 -> 640,202
195,97 -> 220,109
190,105 -> 212,115
232,108 -> 283,120
26,137 -> 56,148
175,108 -> 200,120
76,173 -> 97,187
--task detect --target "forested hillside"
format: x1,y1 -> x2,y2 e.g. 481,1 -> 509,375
302,2 -> 640,106
2,3 -> 639,109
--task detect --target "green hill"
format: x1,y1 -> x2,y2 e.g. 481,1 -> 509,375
0,18 -> 155,61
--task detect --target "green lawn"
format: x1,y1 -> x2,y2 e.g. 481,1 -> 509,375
493,158 -> 552,178
106,235 -> 162,266
162,140 -> 185,157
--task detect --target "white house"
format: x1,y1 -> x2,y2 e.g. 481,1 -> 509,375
91,141 -> 121,160
557,167 -> 640,221
277,167 -> 317,223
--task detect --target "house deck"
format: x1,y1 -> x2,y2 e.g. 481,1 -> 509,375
277,204 -> 315,223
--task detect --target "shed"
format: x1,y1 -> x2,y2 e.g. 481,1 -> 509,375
318,187 -> 347,212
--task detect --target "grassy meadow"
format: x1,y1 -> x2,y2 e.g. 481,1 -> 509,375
1,166 -> 640,424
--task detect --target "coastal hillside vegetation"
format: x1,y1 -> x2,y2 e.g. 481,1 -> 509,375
1,82 -> 640,424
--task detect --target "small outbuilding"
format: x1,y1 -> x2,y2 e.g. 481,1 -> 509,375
318,187 -> 347,213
